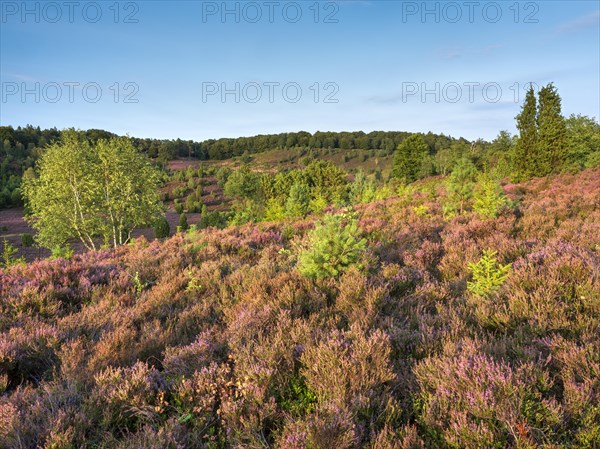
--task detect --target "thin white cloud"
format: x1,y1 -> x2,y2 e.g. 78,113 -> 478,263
438,47 -> 463,60
1,72 -> 39,82
556,10 -> 600,34
436,44 -> 503,60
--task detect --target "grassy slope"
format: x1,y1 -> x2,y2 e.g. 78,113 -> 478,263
169,147 -> 393,176
0,168 -> 599,448
163,148 -> 393,217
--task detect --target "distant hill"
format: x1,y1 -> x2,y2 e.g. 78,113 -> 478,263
1,125 -> 469,208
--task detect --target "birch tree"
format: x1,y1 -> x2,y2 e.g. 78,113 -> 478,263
22,131 -> 163,250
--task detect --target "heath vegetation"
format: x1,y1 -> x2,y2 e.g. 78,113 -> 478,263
0,85 -> 599,448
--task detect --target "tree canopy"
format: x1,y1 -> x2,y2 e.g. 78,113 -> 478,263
392,133 -> 430,183
512,83 -> 571,181
22,131 -> 164,250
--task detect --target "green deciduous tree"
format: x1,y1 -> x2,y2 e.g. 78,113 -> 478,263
22,131 -> 163,250
489,131 -> 515,179
95,137 -> 164,247
565,114 -> 600,170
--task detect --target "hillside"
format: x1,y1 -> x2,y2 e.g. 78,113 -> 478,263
0,126 -> 452,209
0,151 -> 389,263
1,168 -> 599,448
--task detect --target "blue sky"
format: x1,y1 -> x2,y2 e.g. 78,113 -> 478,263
1,0 -> 599,141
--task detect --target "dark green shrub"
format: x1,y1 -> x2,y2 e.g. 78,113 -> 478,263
199,206 -> 229,229
278,373 -> 317,416
21,233 -> 34,247
172,186 -> 186,198
185,195 -> 202,213
173,199 -> 184,215
153,216 -> 170,239
178,213 -> 189,231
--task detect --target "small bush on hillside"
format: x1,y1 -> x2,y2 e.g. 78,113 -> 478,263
215,167 -> 232,187
264,197 -> 286,222
199,206 -> 229,229
349,170 -> 377,204
185,195 -> 202,213
153,216 -> 170,239
1,238 -> 24,267
286,182 -> 311,218
298,212 -> 367,279
172,186 -> 186,198
184,166 -> 196,180
178,213 -> 189,232
446,157 -> 478,214
50,244 -> 74,260
467,249 -> 511,297
21,233 -> 34,247
240,151 -> 253,163
173,199 -> 184,215
473,171 -> 508,218
309,193 -> 328,214
228,200 -> 261,226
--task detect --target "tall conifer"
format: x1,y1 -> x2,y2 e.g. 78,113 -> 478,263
537,83 -> 567,176
512,84 -> 538,181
